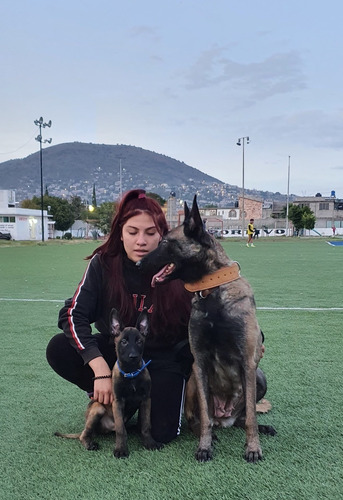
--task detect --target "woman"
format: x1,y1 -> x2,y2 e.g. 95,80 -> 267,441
46,189 -> 193,443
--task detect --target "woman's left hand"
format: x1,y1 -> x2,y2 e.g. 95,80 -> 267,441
93,377 -> 113,405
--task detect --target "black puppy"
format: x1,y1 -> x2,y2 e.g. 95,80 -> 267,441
55,309 -> 163,458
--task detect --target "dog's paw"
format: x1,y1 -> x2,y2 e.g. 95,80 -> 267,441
85,441 -> 99,451
113,448 -> 129,459
244,446 -> 262,463
195,447 -> 213,462
258,424 -> 277,436
144,440 -> 164,451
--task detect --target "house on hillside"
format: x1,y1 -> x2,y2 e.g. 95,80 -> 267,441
0,190 -> 54,240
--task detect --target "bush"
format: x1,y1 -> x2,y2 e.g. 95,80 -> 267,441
62,232 -> 72,240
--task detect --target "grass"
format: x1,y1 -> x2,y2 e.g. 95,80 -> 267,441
1,237 -> 342,500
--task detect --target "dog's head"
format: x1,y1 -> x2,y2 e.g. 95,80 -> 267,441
137,195 -> 214,285
110,308 -> 149,368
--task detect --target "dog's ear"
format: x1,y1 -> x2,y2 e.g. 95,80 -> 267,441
184,200 -> 190,220
183,195 -> 211,245
110,308 -> 122,337
136,309 -> 149,337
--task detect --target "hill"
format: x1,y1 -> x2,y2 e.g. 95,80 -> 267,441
0,142 -> 288,205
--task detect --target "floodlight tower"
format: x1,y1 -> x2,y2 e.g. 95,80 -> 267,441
236,136 -> 250,238
286,156 -> 291,236
34,117 -> 52,241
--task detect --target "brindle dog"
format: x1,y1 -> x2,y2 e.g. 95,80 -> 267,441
138,196 -> 276,462
55,309 -> 163,458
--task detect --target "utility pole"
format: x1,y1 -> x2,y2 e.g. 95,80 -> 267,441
34,117 -> 52,242
236,136 -> 250,238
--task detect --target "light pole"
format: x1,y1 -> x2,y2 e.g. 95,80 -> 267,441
116,156 -> 125,200
34,117 -> 52,241
236,136 -> 250,238
286,156 -> 291,236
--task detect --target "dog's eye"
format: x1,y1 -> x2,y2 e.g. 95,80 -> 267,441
121,339 -> 128,346
136,339 -> 143,346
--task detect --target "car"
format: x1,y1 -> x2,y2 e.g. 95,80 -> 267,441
0,231 -> 11,240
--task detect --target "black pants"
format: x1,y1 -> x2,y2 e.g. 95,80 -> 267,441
46,333 -> 193,444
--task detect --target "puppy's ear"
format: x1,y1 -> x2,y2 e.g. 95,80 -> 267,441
136,309 -> 149,337
110,308 -> 122,337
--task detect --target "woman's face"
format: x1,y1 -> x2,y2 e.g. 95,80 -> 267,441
121,212 -> 162,263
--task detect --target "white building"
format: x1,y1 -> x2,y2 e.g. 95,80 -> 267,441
0,190 -> 53,241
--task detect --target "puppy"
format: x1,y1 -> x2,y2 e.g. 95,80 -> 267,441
55,309 -> 163,458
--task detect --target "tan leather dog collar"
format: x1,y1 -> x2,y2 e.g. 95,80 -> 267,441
184,261 -> 241,297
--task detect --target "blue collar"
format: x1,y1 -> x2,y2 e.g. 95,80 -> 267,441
116,359 -> 151,378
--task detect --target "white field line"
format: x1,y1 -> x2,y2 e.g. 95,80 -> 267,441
257,306 -> 343,311
0,298 -> 63,303
0,297 -> 342,311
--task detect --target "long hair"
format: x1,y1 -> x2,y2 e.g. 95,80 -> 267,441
88,189 -> 191,337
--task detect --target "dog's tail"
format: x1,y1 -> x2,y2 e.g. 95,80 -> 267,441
54,431 -> 81,439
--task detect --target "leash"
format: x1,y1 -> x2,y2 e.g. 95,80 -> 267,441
116,359 -> 151,378
184,261 -> 241,298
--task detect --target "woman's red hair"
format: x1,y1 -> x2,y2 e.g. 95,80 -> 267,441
88,189 -> 191,338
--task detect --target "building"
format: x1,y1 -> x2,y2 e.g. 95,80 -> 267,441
0,190 -> 53,240
238,196 -> 263,222
293,193 -> 343,232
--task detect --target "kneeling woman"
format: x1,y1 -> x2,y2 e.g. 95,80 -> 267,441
46,189 -> 193,443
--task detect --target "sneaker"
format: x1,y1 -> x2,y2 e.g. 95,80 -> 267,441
246,243 -> 249,247
251,244 -> 255,247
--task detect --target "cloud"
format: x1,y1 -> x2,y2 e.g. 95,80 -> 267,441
259,109 -> 343,149
183,46 -> 306,103
130,25 -> 160,42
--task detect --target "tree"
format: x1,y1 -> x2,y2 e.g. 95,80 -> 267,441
303,212 -> 316,231
94,201 -> 116,235
20,198 -> 40,209
52,200 -> 75,232
288,204 -> 303,233
92,183 -> 97,208
25,194 -> 75,232
146,192 -> 166,206
288,204 -> 316,235
70,196 -> 84,220
43,196 -> 75,232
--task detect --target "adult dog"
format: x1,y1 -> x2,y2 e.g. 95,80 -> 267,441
55,309 -> 163,458
138,196 -> 276,462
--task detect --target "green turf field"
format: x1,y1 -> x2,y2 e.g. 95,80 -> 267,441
1,238 -> 342,500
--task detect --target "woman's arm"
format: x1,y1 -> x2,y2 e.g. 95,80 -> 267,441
58,254 -> 104,363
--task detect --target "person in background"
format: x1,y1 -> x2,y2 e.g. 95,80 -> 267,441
247,218 -> 255,247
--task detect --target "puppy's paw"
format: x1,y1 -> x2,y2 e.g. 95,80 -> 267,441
195,447 -> 213,462
85,441 -> 99,451
113,448 -> 129,459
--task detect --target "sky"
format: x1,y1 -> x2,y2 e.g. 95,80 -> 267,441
1,0 -> 343,198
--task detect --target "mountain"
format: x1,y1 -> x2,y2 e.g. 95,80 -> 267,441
0,142 -> 289,205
